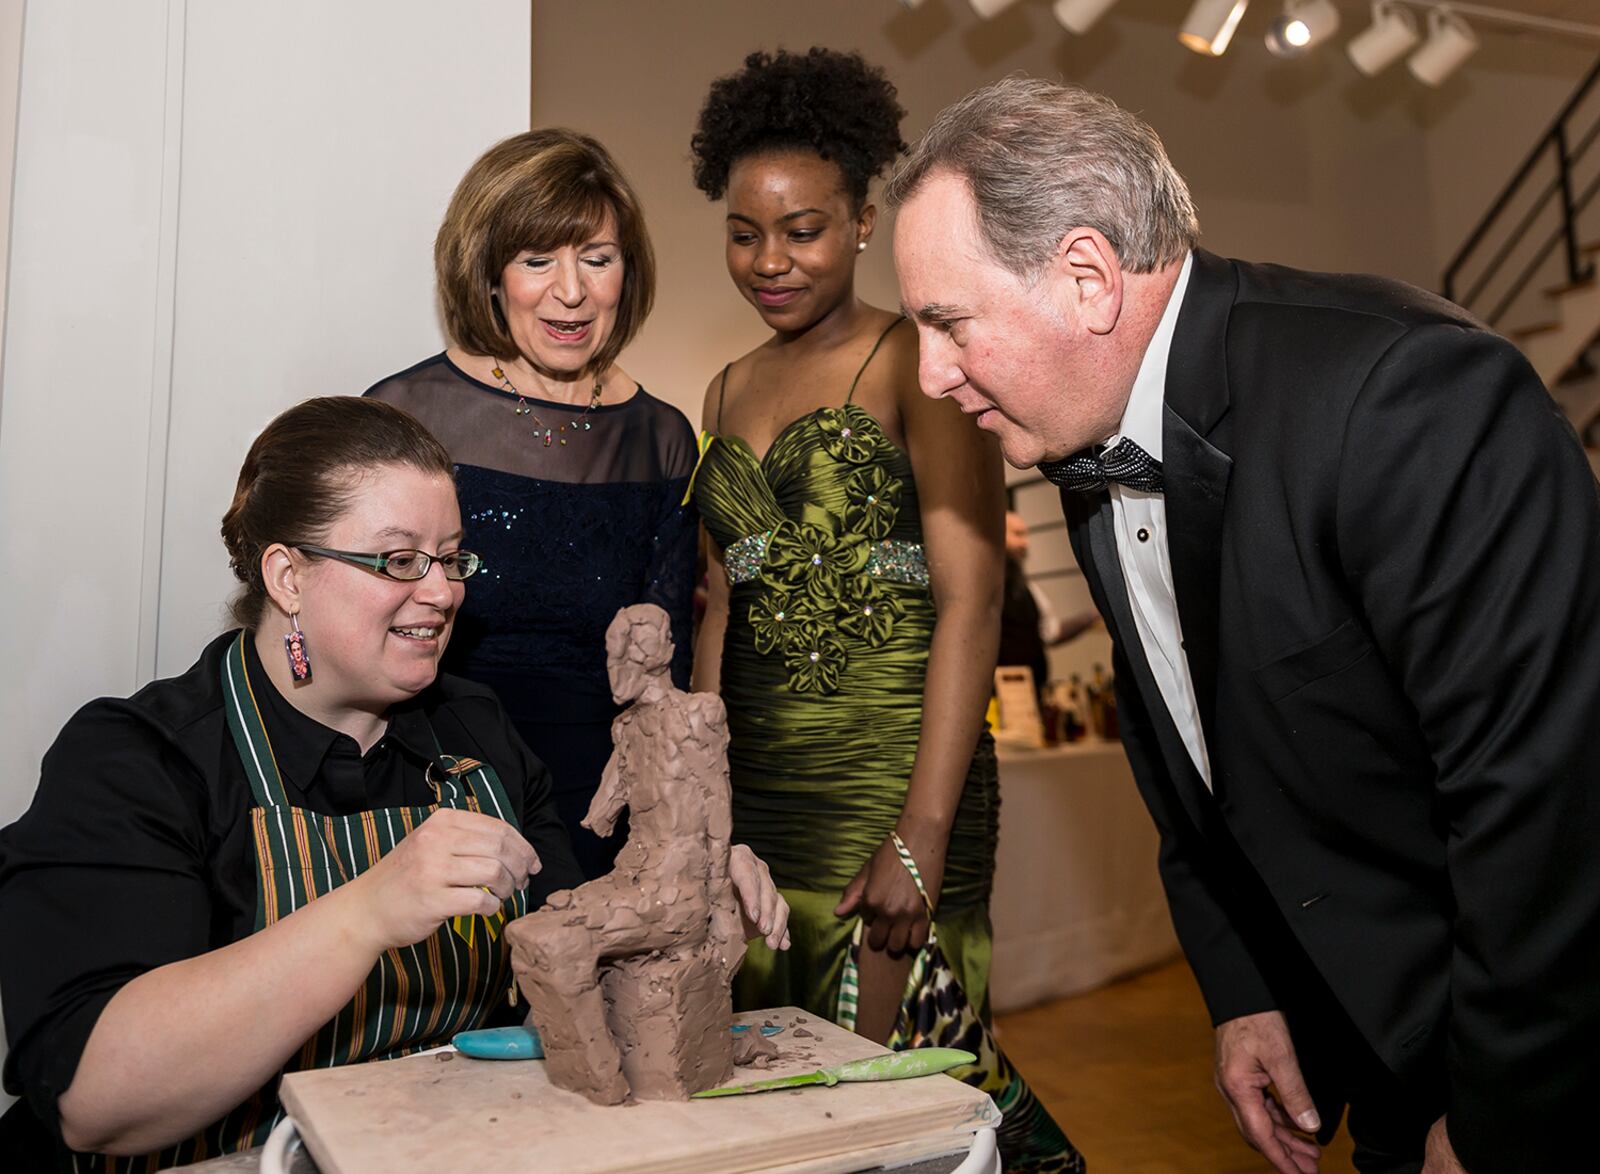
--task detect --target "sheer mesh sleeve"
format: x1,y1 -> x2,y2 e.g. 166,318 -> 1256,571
638,418 -> 699,690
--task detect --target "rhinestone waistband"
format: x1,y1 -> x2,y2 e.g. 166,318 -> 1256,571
724,531 -> 929,588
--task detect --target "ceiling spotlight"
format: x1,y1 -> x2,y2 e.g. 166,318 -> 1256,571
969,0 -> 1023,16
1347,1 -> 1420,76
1408,6 -> 1478,86
1265,0 -> 1341,56
1054,0 -> 1120,34
1180,0 -> 1250,56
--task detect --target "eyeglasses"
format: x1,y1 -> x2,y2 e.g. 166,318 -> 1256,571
297,545 -> 484,582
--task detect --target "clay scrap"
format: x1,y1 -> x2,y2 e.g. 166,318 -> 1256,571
507,605 -> 746,1104
732,1031 -> 779,1069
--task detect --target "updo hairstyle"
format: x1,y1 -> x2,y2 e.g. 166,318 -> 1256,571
690,48 -> 907,209
220,397 -> 454,629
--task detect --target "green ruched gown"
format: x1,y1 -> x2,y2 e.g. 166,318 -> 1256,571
694,325 -> 1083,1173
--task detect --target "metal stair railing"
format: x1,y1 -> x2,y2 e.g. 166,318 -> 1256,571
1444,55 -> 1600,327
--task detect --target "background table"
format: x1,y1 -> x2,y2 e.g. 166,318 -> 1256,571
989,741 -> 1180,1014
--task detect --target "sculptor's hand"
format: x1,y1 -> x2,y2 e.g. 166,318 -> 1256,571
834,818 -> 947,956
730,844 -> 790,951
351,808 -> 539,953
1423,1117 -> 1467,1173
1214,1011 -> 1323,1174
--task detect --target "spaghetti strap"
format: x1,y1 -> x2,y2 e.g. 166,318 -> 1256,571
845,317 -> 908,405
716,364 -> 732,432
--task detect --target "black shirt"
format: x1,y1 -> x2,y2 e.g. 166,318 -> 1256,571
0,630 -> 583,1146
998,554 -> 1049,699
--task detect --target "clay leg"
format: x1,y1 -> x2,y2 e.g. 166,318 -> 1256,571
506,914 -> 630,1105
604,946 -> 734,1100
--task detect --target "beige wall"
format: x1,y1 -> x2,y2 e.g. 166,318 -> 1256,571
1419,33 -> 1597,294
530,0 -> 1591,425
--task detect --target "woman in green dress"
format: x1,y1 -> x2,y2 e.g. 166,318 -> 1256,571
689,49 -> 1083,1172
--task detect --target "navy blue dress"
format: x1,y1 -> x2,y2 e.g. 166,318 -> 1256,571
367,354 -> 697,878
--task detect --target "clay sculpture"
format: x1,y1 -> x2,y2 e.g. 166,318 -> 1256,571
506,604 -> 747,1104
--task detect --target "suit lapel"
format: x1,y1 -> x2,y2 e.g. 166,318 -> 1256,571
1162,249 -> 1236,766
1164,408 -> 1231,756
1079,493 -> 1214,834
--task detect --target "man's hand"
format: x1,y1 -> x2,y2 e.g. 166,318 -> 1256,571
1423,1116 -> 1467,1173
1214,1011 -> 1323,1174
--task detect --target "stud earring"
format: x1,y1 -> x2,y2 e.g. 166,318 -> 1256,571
284,613 -> 313,683
857,241 -> 867,253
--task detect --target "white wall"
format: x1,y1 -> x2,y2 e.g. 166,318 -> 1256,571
0,0 -> 23,375
0,0 -> 530,1112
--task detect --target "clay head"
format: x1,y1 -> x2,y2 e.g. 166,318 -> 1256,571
605,604 -> 674,703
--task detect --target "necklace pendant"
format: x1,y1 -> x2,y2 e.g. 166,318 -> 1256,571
542,430 -> 553,448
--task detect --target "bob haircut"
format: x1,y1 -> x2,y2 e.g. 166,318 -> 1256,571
435,129 -> 656,375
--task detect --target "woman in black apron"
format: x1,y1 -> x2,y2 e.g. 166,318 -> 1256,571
0,396 -> 787,1171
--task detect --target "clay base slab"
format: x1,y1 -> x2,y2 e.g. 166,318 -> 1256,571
279,1007 -> 998,1173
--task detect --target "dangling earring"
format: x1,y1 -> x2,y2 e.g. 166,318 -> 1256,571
284,613 -> 313,683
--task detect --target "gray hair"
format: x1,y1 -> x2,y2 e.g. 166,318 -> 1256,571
885,77 -> 1199,277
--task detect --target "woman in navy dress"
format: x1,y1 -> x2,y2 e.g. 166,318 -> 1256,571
369,130 -> 697,879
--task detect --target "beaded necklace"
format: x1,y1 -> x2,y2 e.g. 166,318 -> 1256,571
493,363 -> 602,448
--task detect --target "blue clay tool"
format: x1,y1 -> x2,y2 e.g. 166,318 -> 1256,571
452,1025 -> 544,1060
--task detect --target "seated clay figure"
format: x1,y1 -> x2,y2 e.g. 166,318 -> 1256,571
507,604 -> 746,1104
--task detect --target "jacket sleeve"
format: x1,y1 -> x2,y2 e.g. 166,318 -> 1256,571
1111,642 -> 1276,1026
1335,324 -> 1600,1170
0,703 -> 212,1140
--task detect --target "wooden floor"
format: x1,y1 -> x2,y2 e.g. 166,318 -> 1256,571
995,960 -> 1357,1173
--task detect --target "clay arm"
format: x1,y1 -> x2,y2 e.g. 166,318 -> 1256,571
582,745 -> 628,840
689,696 -> 747,957
727,846 -> 787,953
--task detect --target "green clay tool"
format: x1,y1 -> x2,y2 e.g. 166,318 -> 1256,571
692,1047 -> 975,1098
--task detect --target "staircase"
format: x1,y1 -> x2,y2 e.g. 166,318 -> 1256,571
1445,57 -> 1600,473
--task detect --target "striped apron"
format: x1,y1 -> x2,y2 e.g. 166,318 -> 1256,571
75,632 -> 530,1172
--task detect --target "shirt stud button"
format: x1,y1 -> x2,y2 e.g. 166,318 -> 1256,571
1137,527 -> 1150,542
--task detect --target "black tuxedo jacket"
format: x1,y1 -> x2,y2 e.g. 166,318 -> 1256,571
1063,249 -> 1600,1170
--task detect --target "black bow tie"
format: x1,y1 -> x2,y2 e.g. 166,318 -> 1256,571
1040,437 -> 1164,494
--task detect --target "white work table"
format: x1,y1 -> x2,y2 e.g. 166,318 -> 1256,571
989,740 -> 1180,1014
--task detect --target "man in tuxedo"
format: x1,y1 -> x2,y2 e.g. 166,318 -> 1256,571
887,77 -> 1600,1174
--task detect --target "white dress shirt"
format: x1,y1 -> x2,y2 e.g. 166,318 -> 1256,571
1103,253 -> 1213,787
